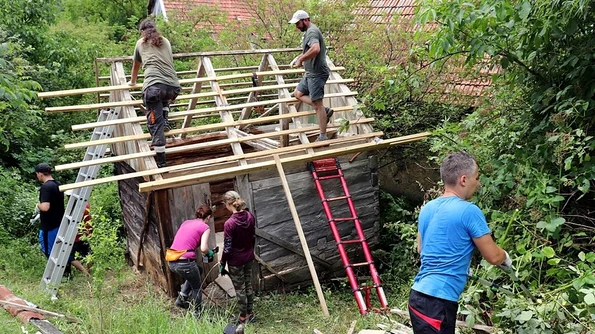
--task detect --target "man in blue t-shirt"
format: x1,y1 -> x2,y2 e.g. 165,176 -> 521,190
409,152 -> 512,333
288,10 -> 334,142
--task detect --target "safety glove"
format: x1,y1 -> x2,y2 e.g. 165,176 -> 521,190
498,251 -> 513,271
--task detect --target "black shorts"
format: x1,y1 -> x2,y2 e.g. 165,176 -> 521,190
408,289 -> 458,334
71,241 -> 91,259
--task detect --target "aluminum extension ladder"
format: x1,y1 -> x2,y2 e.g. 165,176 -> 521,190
40,108 -> 118,297
309,158 -> 388,315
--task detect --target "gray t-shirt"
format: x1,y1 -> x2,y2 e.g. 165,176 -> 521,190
302,23 -> 330,77
133,37 -> 180,91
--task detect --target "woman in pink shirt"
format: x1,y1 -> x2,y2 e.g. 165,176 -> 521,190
168,204 -> 213,314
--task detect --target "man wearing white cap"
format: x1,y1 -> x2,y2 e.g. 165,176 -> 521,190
289,10 -> 334,142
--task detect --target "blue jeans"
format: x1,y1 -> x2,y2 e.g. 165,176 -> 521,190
39,228 -> 72,275
168,260 -> 202,310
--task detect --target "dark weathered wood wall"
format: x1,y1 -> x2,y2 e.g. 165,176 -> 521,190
115,162 -> 169,290
249,152 -> 379,291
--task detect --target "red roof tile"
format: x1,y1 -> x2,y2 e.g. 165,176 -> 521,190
165,0 -> 259,32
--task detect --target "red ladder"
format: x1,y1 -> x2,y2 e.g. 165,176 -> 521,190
309,158 -> 388,315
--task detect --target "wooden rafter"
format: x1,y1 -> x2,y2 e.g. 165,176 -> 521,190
35,48 -> 432,195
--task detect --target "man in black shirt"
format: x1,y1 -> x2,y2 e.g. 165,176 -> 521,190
35,163 -> 70,275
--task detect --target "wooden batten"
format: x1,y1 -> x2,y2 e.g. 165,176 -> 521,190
38,67 -> 345,99
58,131 -> 385,192
138,133 -> 430,193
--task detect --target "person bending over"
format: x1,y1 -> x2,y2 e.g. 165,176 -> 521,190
168,204 -> 214,315
409,152 -> 512,334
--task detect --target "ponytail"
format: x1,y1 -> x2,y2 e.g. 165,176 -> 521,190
224,190 -> 247,211
139,19 -> 163,47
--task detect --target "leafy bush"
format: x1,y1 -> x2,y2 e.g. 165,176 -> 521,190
374,191 -> 419,286
0,168 -> 41,240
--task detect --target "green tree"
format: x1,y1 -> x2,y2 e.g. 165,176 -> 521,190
0,33 -> 43,157
416,0 -> 595,332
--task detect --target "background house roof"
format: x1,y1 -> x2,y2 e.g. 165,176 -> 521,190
164,0 -> 259,31
353,0 -> 417,24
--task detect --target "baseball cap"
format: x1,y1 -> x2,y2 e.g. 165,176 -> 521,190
289,10 -> 309,24
34,163 -> 52,173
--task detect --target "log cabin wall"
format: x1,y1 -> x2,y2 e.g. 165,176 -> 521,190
248,152 -> 379,291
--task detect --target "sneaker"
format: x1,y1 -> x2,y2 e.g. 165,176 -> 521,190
315,135 -> 328,142
324,107 -> 334,123
175,295 -> 190,309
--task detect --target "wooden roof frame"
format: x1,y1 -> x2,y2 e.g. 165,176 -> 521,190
39,48 -> 430,193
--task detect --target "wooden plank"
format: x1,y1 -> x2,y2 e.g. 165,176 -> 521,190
64,79 -> 353,112
202,56 -> 246,163
274,154 -> 329,317
71,97 -> 297,131
256,229 -> 332,268
154,189 -> 177,295
137,133 -> 430,192
253,253 -> 288,283
112,62 -> 160,175
97,65 -> 266,80
66,106 -> 357,149
30,319 -> 63,334
58,131 -> 385,191
70,91 -> 355,131
230,128 -> 278,151
38,67 -> 346,99
95,47 -> 303,63
46,81 -> 355,113
326,58 -> 373,135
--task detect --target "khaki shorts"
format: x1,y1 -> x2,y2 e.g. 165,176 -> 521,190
296,74 -> 329,101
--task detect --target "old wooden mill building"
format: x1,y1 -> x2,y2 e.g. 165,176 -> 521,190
38,48 -> 429,309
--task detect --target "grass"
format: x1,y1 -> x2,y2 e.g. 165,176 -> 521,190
0,253 -> 413,334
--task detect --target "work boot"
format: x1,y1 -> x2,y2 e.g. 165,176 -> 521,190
155,152 -> 167,168
325,107 -> 334,123
175,294 -> 190,309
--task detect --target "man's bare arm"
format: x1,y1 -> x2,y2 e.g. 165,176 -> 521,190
296,42 -> 321,66
473,234 -> 506,265
416,232 -> 421,254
